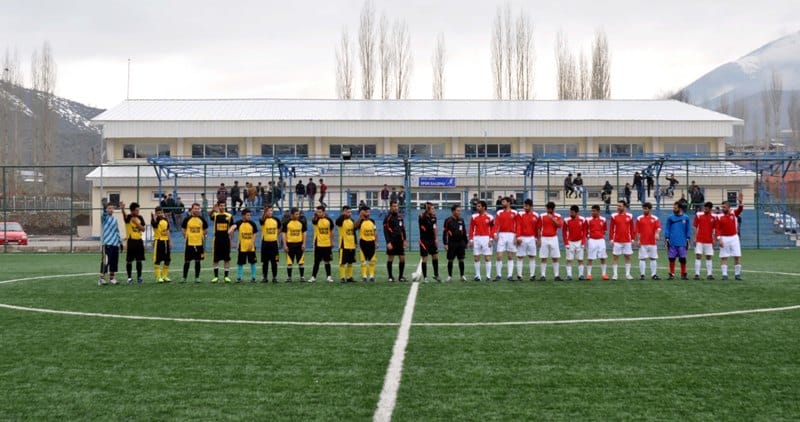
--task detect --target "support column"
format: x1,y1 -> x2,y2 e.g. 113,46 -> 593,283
245,137 -> 253,157
176,137 -> 185,157
383,137 -> 391,156
314,136 -> 323,156
651,137 -> 659,155
586,137 -> 595,157
518,137 -> 527,155
451,137 -> 459,156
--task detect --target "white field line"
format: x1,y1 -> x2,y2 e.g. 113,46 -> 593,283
374,281 -> 420,422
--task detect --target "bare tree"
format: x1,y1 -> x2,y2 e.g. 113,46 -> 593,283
717,92 -> 731,116
590,29 -> 611,99
767,69 -> 783,144
490,7 -> 504,99
789,91 -> 800,148
431,33 -> 446,100
392,19 -> 412,99
378,13 -> 394,100
335,28 -> 355,99
358,0 -> 376,99
729,93 -> 748,146
502,4 -> 514,100
28,42 -> 57,193
555,30 -> 577,100
578,49 -> 590,100
514,11 -> 534,100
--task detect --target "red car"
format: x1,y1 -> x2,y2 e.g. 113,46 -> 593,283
0,222 -> 29,245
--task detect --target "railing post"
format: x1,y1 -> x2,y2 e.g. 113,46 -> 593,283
2,166 -> 7,253
756,160 -> 760,249
70,166 -> 74,253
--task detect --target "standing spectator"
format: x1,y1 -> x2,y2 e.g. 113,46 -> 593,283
295,179 -> 306,207
159,194 -> 168,211
573,173 -> 585,198
390,187 -> 398,205
256,182 -> 264,207
306,178 -> 317,210
677,193 -> 689,213
646,172 -> 655,198
495,195 -> 503,211
216,183 -> 228,212
165,194 -> 177,229
246,182 -> 256,208
380,184 -> 390,210
318,179 -> 328,208
633,172 -> 644,203
266,181 -> 275,208
230,181 -> 243,214
623,183 -> 632,207
690,185 -> 704,213
397,188 -> 405,210
665,174 -> 679,196
470,194 -> 479,213
601,181 -> 614,214
174,197 -> 186,230
564,173 -> 575,198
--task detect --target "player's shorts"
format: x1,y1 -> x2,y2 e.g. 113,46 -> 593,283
360,240 -> 377,262
587,238 -> 607,260
185,244 -> 205,261
668,245 -> 687,260
102,245 -> 119,273
565,240 -> 585,260
213,236 -> 231,262
446,243 -> 466,260
612,242 -> 633,256
261,241 -> 279,264
539,236 -> 561,259
495,232 -> 517,253
286,243 -> 305,265
638,244 -> 658,260
154,240 -> 171,265
719,235 -> 741,258
315,246 -> 333,262
472,236 -> 492,256
695,242 -> 714,256
386,239 -> 405,256
126,239 -> 145,262
419,239 -> 438,257
339,248 -> 356,265
237,251 -> 257,265
515,236 -> 537,257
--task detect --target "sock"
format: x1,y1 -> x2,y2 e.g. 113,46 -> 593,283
250,263 -> 256,279
224,269 -> 229,277
237,265 -> 244,280
612,264 -> 618,277
694,260 -> 701,275
369,261 -> 376,277
530,260 -> 536,276
516,260 -> 523,277
458,261 -> 464,276
553,263 -> 560,277
650,260 -> 657,276
507,261 -> 514,278
387,262 -> 393,279
288,267 -> 293,279
195,261 -> 201,278
398,262 -> 405,278
324,263 -> 331,277
347,265 -> 354,279
263,263 -> 268,279
601,263 -> 607,275
706,260 -> 713,276
136,261 -> 142,279
540,263 -> 546,277
163,265 -> 169,278
625,263 -> 631,276
154,266 -> 161,279
214,267 -> 219,277
680,261 -> 686,275
496,260 -> 502,277
271,261 -> 278,279
474,261 -> 480,278
639,261 -> 646,276
340,265 -> 347,279
578,264 -> 584,277
422,261 -> 427,278
734,264 -> 741,276
669,261 -> 675,274
486,261 -> 492,278
586,264 -> 592,277
432,258 -> 439,277
299,266 -> 304,278
447,261 -> 454,277
183,262 -> 190,279
126,263 -> 132,278
313,260 -> 321,277
566,265 -> 572,277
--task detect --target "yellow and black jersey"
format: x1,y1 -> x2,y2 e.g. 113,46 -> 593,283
259,215 -> 281,242
235,220 -> 258,252
336,215 -> 356,249
125,214 -> 145,241
151,216 -> 170,241
283,219 -> 307,244
182,215 -> 208,246
357,218 -> 377,242
211,211 -> 233,239
313,216 -> 334,248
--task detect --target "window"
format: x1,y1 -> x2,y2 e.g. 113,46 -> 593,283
478,191 -> 494,201
123,144 -> 170,159
192,144 -> 239,158
365,191 -> 381,207
663,144 -> 710,156
599,143 -> 644,158
398,144 -> 445,158
407,191 -> 462,210
329,144 -> 377,158
464,144 -> 512,158
261,144 -> 309,157
107,192 -> 121,207
532,144 -> 578,158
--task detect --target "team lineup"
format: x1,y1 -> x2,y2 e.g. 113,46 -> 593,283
97,192 -> 746,285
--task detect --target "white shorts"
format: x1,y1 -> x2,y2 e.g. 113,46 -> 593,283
638,244 -> 658,260
472,236 -> 492,256
612,242 -> 633,256
539,236 -> 561,259
516,236 -> 537,257
587,238 -> 607,260
496,232 -> 517,253
718,235 -> 741,258
565,241 -> 585,260
695,242 -> 714,256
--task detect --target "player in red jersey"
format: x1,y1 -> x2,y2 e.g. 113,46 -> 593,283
609,200 -> 635,280
693,201 -> 717,280
494,197 -> 519,281
635,202 -> 662,280
717,192 -> 744,280
585,205 -> 609,280
562,205 -> 587,280
539,201 -> 563,280
515,199 -> 541,281
469,200 -> 494,281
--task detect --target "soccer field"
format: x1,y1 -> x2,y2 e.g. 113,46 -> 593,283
1,250 -> 799,420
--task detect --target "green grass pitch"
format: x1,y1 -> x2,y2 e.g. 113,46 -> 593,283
1,250 -> 799,420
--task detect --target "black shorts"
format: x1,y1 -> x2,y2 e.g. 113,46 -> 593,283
287,243 -> 305,265
419,239 -> 438,257
126,239 -> 145,262
446,243 -> 466,261
360,240 -> 376,261
339,248 -> 356,265
314,246 -> 333,262
261,241 -> 279,263
213,237 -> 231,262
154,240 -> 171,265
102,245 -> 120,273
386,239 -> 405,256
237,251 -> 257,265
185,244 -> 205,261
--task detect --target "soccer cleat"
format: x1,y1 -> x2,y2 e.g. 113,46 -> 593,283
423,277 -> 429,283
652,275 -> 661,280
180,278 -> 187,284
446,276 -> 452,282
554,276 -> 563,281
164,277 -> 172,283
585,274 -> 592,280
494,275 -> 502,281
722,275 -> 728,280
326,276 -> 334,283
307,276 -> 316,283
109,278 -> 118,285
681,274 -> 688,280
601,274 -> 609,280
707,275 -> 714,280
473,276 -> 481,282
668,273 -> 675,280
640,275 -> 645,280
625,274 -> 633,280
126,278 -> 132,285
285,278 -> 293,283
529,275 -> 536,281
370,277 -> 376,283
388,277 -> 395,283
157,278 -> 164,284
137,278 -> 143,284
566,276 -> 573,281
612,275 -> 618,280
98,278 -> 107,286
507,275 -> 514,281
251,278 -> 256,283
693,274 -> 700,280
399,277 -> 408,282
516,275 -> 523,281
261,278 -> 268,283
211,277 -> 219,283
578,275 -> 586,281
224,276 -> 232,283
433,276 -> 441,282
735,274 -> 742,280
460,276 -> 467,282
347,278 -> 355,283
195,278 -> 201,283
236,278 -> 242,283
341,278 -> 347,283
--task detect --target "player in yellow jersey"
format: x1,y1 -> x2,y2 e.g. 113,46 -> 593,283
259,205 -> 282,283
310,205 -> 335,283
281,207 -> 307,282
228,208 -> 259,283
210,201 -> 234,283
121,201 -> 145,284
151,206 -> 172,283
181,203 -> 208,283
355,205 -> 379,282
336,205 -> 357,283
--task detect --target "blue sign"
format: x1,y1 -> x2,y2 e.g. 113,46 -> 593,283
418,177 -> 456,187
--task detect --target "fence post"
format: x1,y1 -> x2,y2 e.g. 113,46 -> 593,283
546,162 -> 550,203
70,166 -> 75,253
2,166 -> 7,253
136,165 -> 141,203
756,160 -> 760,249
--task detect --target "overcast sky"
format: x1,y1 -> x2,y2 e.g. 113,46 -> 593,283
1,0 -> 798,109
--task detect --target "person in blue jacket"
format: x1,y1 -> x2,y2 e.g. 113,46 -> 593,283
664,200 -> 691,280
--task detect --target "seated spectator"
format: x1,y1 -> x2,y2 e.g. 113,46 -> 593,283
564,173 -> 575,198
573,173 -> 585,198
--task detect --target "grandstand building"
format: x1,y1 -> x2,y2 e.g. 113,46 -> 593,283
88,99 -> 751,236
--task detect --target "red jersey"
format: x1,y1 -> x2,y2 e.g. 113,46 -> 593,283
516,210 -> 540,237
469,212 -> 494,239
563,215 -> 587,245
693,212 -> 717,243
609,212 -> 635,243
636,214 -> 661,245
494,208 -> 518,234
717,205 -> 743,236
540,212 -> 563,237
587,215 -> 607,240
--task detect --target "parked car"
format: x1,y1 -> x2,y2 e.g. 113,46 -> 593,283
0,222 -> 29,245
